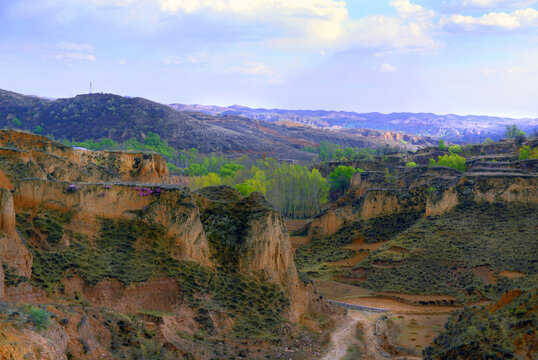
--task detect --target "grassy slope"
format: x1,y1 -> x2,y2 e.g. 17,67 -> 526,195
295,202 -> 537,303
424,289 -> 537,359
15,208 -> 289,341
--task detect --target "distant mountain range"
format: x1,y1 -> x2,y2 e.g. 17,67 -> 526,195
170,103 -> 538,143
0,89 -> 435,161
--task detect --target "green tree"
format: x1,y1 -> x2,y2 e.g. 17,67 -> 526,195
429,158 -> 437,167
34,125 -> 43,134
437,153 -> 467,172
505,124 -> 524,139
11,117 -> 22,128
438,139 -> 447,151
483,138 -> 494,144
220,163 -> 245,177
185,163 -> 208,176
329,166 -> 359,193
405,161 -> 417,167
448,145 -> 462,153
384,167 -> 397,184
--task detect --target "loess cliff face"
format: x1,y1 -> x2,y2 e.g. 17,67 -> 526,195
0,188 -> 32,277
0,129 -> 169,185
0,130 -> 328,359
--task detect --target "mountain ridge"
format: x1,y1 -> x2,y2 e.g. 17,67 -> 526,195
170,103 -> 538,143
0,88 -> 436,161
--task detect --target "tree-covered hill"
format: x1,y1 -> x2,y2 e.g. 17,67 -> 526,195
0,88 -> 435,161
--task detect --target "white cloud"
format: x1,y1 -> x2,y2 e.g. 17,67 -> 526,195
228,62 -> 272,75
163,52 -> 208,65
440,7 -> 538,30
66,0 -> 438,53
54,52 -> 96,61
380,63 -> 398,72
462,0 -> 537,9
481,65 -> 531,75
162,55 -> 182,65
57,41 -> 94,52
390,0 -> 435,21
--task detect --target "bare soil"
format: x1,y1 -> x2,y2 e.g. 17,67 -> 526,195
498,270 -> 526,279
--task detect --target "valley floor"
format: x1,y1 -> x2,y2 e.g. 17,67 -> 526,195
318,280 -> 464,359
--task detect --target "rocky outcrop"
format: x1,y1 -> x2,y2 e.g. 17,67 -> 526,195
0,129 -> 169,185
195,187 -> 323,321
0,188 -> 32,276
0,323 -> 68,360
14,179 -> 210,265
0,260 -> 4,300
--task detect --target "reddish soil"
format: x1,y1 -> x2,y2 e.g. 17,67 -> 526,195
289,236 -> 309,251
499,270 -> 526,279
345,238 -> 386,251
284,219 -> 311,233
387,314 -> 450,354
473,265 -> 497,285
327,251 -> 369,266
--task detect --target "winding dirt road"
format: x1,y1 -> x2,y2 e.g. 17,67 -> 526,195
323,310 -> 423,360
322,313 -> 361,360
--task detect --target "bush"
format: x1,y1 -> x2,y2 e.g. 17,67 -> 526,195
29,306 -> 51,330
518,145 -> 538,160
406,162 -> 417,167
167,163 -> 179,173
448,145 -> 462,153
438,139 -> 447,151
437,153 -> 466,172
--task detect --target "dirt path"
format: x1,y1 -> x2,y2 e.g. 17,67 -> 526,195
323,310 -> 426,360
323,311 -> 389,360
322,314 -> 360,360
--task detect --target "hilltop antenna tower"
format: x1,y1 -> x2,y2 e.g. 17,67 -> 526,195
90,81 -> 92,95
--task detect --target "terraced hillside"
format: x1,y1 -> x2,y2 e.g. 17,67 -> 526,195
296,138 -> 538,304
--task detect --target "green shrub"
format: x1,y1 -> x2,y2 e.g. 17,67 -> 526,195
12,117 -> 22,128
518,145 -> 538,160
405,162 -> 417,167
429,158 -> 437,167
167,163 -> 179,173
437,153 -> 466,172
438,139 -> 447,151
448,145 -> 461,153
34,125 -> 43,134
29,306 -> 51,330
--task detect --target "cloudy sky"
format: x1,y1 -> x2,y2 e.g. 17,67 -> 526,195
1,0 -> 537,117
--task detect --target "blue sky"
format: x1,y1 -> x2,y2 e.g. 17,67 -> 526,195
1,0 -> 537,117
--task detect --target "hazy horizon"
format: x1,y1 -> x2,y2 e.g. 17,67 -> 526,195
1,0 -> 538,118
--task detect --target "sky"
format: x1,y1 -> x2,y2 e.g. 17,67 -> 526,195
1,0 -> 537,118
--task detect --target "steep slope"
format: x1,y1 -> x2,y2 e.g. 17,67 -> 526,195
170,103 -> 538,142
0,131 -> 331,359
295,140 -> 538,303
424,289 -> 537,359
